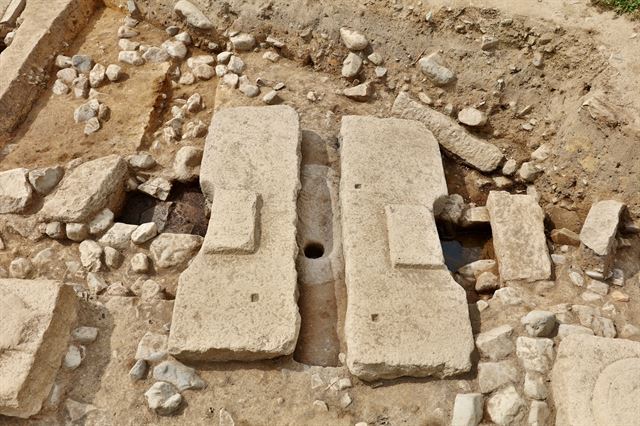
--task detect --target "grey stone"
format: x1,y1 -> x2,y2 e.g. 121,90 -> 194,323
557,324 -> 594,340
418,53 -> 456,85
72,55 -> 93,73
98,223 -> 137,250
580,200 -> 625,256
28,166 -> 63,195
0,168 -> 33,213
71,326 -> 98,344
227,55 -> 245,74
142,46 -> 170,63
118,50 -> 145,66
65,223 -> 89,242
152,360 -> 205,391
63,344 -> 83,369
130,253 -> 150,273
476,325 -> 514,360
230,33 -> 255,51
117,25 -> 138,38
524,372 -> 548,400
174,31 -> 191,45
89,63 -> 105,88
343,82 -> 373,101
222,72 -> 239,88
262,89 -> 280,105
57,68 -> 77,84
86,272 -> 108,294
88,209 -> 114,235
174,0 -> 213,29
52,79 -> 69,95
103,247 -> 122,269
9,258 -> 32,279
342,52 -> 362,78
136,332 -> 168,362
192,63 -> 214,80
73,99 -> 99,123
475,271 -> 500,293
144,382 -> 182,416
392,93 -> 503,172
138,177 -> 172,201
487,385 -> 526,426
521,310 -> 556,337
528,401 -> 550,425
79,240 -> 103,272
131,223 -> 158,244
118,38 -> 140,51
129,359 -> 148,380
478,361 -> 519,394
173,146 -> 202,182
149,233 -> 202,269
518,161 -> 542,182
106,64 -> 122,82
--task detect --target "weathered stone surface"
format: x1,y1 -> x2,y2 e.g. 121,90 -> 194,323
418,53 -> 456,85
392,92 -> 503,172
41,155 -> 128,223
203,189 -> 258,254
476,325 -> 514,361
0,279 -> 77,418
516,337 -> 554,373
28,166 -> 63,195
486,191 -> 551,282
98,223 -> 137,250
451,393 -> 483,426
487,385 -> 526,425
552,335 -> 640,426
521,310 -> 556,337
580,200 -> 625,256
478,361 -> 519,394
149,233 -> 202,269
144,381 -> 182,416
340,115 -> 473,380
169,106 -> 300,362
0,168 -> 33,214
174,0 -> 213,29
339,27 -> 368,51
152,360 -> 205,391
173,146 -> 203,182
135,332 -> 168,362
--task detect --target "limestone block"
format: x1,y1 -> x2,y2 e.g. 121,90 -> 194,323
580,200 -> 625,256
486,191 -> 551,282
41,155 -> 128,223
552,334 -> 640,426
385,204 -> 444,269
0,168 -> 33,214
149,233 -> 203,269
0,279 -> 77,418
204,189 -> 259,254
340,115 -> 473,381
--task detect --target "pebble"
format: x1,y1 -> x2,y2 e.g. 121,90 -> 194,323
262,90 -> 280,105
56,55 -> 72,68
74,99 -> 99,123
138,177 -> 172,200
135,332 -> 168,362
239,82 -> 260,98
118,50 -> 145,66
368,52 -> 383,65
131,222 -> 158,244
72,326 -> 99,344
65,399 -> 96,422
339,27 -> 368,50
458,259 -> 496,279
517,161 -> 542,182
458,107 -> 488,127
312,400 -> 329,412
175,31 -> 192,45
481,35 -> 499,50
219,408 -> 235,426
502,159 -> 518,176
104,246 -> 122,269
187,55 -> 215,69
215,65 -> 227,77
144,382 -> 182,416
63,345 -> 84,369
611,290 -> 629,302
84,117 -> 101,135
152,360 -> 206,390
57,68 -> 78,84
339,393 -> 352,408
418,53 -> 456,85
521,310 -> 556,337
557,324 -> 594,340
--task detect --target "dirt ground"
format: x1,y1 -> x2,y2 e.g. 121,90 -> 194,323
1,0 -> 640,425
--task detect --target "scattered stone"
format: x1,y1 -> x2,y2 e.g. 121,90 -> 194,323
72,55 -> 93,73
66,223 -> 89,242
136,332 -> 168,362
343,82 -> 373,101
392,93 -> 503,172
153,360 -> 206,391
227,55 -> 245,74
521,311 -> 556,337
478,361 -> 519,393
88,209 -> 115,236
611,289 -> 629,302
118,38 -> 140,51
105,64 -> 122,82
475,271 -> 500,293
340,27 -> 368,50
486,191 -> 551,282
580,200 -> 625,256
458,259 -> 496,279
142,46 -> 170,63
144,382 -> 182,416
451,393 -> 483,426
418,53 -> 456,86
86,272 -> 108,294
435,194 -> 465,224
173,146 -> 203,182
117,25 -> 138,38
458,108 -> 488,127
130,253 -> 150,273
476,325 -> 514,361
481,35 -> 499,50
128,153 -> 156,170
28,166 -> 63,195
103,246 -> 122,269
262,89 -> 281,105
106,282 -> 128,296
131,222 -> 158,244
230,33 -> 256,51
342,52 -> 363,78
56,55 -> 72,68
79,240 -> 103,272
98,222 -> 137,249
460,206 -> 490,227
263,51 -> 280,62
0,168 -> 33,214
174,0 -> 214,29
129,359 -> 148,380
89,63 -> 105,88
516,337 -> 554,373
52,79 -> 69,95
9,258 -> 32,279
217,51 -> 232,64
219,408 -> 235,426
64,399 -> 96,422
587,279 -> 609,296
223,72 -> 239,88
192,63 -> 215,80
551,228 -> 580,246
63,344 -> 83,369
118,50 -> 144,65
487,385 -> 525,425
339,393 -> 353,408
179,71 -> 195,85
239,82 -> 260,98
312,400 -> 329,412
493,287 -> 523,305
185,93 -> 202,113
57,68 -> 78,84
74,99 -> 99,123
72,326 -> 98,344
149,233 -> 203,268
524,372 -> 548,400
138,177 -> 172,201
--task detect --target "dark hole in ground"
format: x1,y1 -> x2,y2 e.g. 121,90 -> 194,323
118,182 -> 208,236
437,220 -> 493,273
303,241 -> 325,259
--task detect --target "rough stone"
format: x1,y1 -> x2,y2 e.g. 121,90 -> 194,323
342,52 -> 363,78
152,360 -> 205,391
192,63 -> 214,80
71,326 -> 98,344
528,401 -> 550,426
458,108 -> 488,127
418,53 -> 456,85
516,337 -> 555,373
79,240 -> 103,272
552,335 -> 640,426
28,166 -> 63,195
557,323 -> 594,340
392,92 -> 503,172
130,253 -> 150,273
230,33 -> 255,51
458,259 -> 496,279
138,177 -> 172,201
105,64 -> 122,82
227,55 -> 245,74
551,228 -> 581,246
129,359 -> 148,380
487,385 -> 526,426
173,146 -> 203,182
131,222 -> 158,244
478,361 -> 519,394
434,194 -> 465,224
144,382 -> 182,416
135,332 -> 168,362
451,393 -> 483,426
149,233 -> 202,269
118,50 -> 144,66
86,272 -> 108,294
580,200 -> 625,256
524,372 -> 548,400
63,344 -> 83,369
0,168 -> 33,214
52,79 -> 69,95
65,223 -> 89,241
71,54 -> 93,73
174,0 -> 214,29
521,310 -> 556,337
41,155 -> 128,223
169,106 -> 300,362
98,222 -> 137,250
88,208 -> 114,235
142,46 -> 170,63
475,325 -> 514,360
475,271 -> 500,292
9,258 -> 32,279
343,82 -> 373,101
0,279 -> 77,418
89,63 -> 105,88
340,115 -> 473,380
486,191 -> 551,282
339,27 -> 368,50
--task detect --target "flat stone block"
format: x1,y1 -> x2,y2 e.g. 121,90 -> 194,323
41,155 -> 128,223
580,200 -> 625,256
0,168 -> 33,214
0,279 -> 77,418
486,191 -> 551,282
340,115 -> 474,381
385,204 -> 444,269
204,189 -> 259,254
169,105 -> 301,361
552,334 -> 640,426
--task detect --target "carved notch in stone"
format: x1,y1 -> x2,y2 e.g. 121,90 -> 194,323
203,189 -> 260,254
385,204 -> 444,269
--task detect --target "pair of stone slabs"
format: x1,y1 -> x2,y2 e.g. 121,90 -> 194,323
168,105 -> 474,380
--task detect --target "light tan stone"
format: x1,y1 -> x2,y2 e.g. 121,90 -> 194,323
486,191 -> 551,282
580,200 -> 625,256
203,189 -> 259,254
169,105 -> 301,361
552,334 -> 640,426
41,155 -> 128,223
340,115 -> 473,381
0,279 -> 77,418
0,168 -> 33,214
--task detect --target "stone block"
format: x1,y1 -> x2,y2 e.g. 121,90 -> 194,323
486,191 -> 551,282
204,189 -> 259,254
0,279 -> 77,418
580,200 -> 625,256
0,168 -> 33,214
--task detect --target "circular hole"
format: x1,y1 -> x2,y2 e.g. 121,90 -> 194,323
303,242 -> 325,259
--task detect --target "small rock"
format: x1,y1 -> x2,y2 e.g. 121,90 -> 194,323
227,56 -> 245,74
340,27 -> 368,50
343,82 -> 373,101
487,385 -> 526,425
132,222 -> 158,244
611,290 -> 629,302
435,194 -> 464,224
106,64 -> 122,82
451,393 -> 483,426
173,146 -> 203,182
64,345 -> 84,369
557,324 -> 594,340
524,372 -> 548,400
239,83 -> 260,98
86,272 -> 108,294
161,40 -> 187,59
475,324 -> 514,361
312,400 -> 329,412
532,52 -> 544,68
142,46 -> 170,63
174,0 -> 214,29
52,79 -> 69,95
175,31 -> 192,45
118,39 -> 140,51
502,159 -> 518,176
88,209 -> 115,236
28,166 -> 63,195
79,240 -> 103,272
481,35 -> 499,50
368,52 -> 383,65
418,53 -> 456,85
9,257 -> 32,279
65,399 -> 96,422
56,55 -> 72,68
458,259 -> 496,279
528,401 -> 550,425
262,90 -> 280,105
339,393 -> 352,408
521,311 -> 556,337
587,279 -> 609,296
138,177 -> 172,201
478,361 -> 519,394
192,63 -> 215,80
72,326 -> 99,344
517,162 -> 542,182
219,408 -> 235,426
374,66 -> 388,79
263,51 -> 280,62
130,359 -> 148,380
84,118 -> 101,135
458,108 -> 488,127
89,63 -> 106,88
230,33 -> 256,51
72,55 -> 93,73
117,25 -> 138,38
342,52 -> 363,78
74,99 -> 100,123
118,50 -> 145,66
493,287 -> 522,306
515,337 -> 554,373
153,360 -> 206,390
217,51 -> 232,64
475,271 -> 500,293
130,253 -> 150,273
66,223 -> 89,242
98,222 -> 138,249
103,246 -> 122,269
222,72 -> 239,88
144,382 -> 182,416
136,332 -> 168,362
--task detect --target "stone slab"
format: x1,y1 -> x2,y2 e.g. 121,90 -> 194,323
580,200 -> 625,256
203,189 -> 259,254
41,155 -> 128,223
0,168 -> 33,214
168,106 -> 301,361
391,92 -> 504,172
385,204 -> 444,268
552,334 -> 640,426
0,279 -> 77,418
486,191 -> 551,282
340,115 -> 474,381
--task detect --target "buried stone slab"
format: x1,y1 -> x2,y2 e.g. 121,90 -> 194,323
168,106 -> 301,362
486,191 -> 551,282
339,115 -> 474,381
552,334 -> 640,426
0,279 -> 77,418
579,200 -> 625,256
40,155 -> 128,223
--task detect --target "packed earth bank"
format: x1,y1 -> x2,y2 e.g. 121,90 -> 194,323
1,0 -> 640,425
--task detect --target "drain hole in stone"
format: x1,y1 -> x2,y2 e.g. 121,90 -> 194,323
354,183 -> 361,189
303,242 -> 325,259
370,314 -> 379,322
250,293 -> 259,302
117,181 -> 208,236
